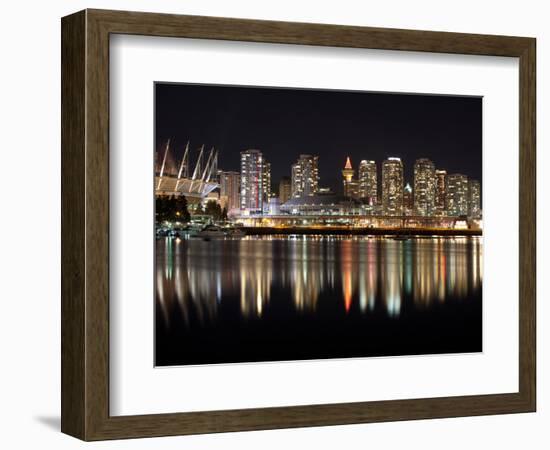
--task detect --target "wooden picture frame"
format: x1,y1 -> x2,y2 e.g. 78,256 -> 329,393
61,9 -> 536,441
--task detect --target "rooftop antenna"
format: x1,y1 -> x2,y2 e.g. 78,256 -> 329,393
156,139 -> 170,191
201,147 -> 215,182
189,144 -> 204,193
206,149 -> 218,183
175,140 -> 189,192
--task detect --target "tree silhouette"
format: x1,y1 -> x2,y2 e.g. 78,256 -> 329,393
155,195 -> 190,223
204,200 -> 222,220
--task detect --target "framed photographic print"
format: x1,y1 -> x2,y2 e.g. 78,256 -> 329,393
61,9 -> 536,440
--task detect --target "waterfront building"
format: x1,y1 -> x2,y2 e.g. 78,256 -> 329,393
219,170 -> 240,214
280,193 -> 362,216
344,179 -> 359,199
403,183 -> 413,215
155,141 -> 219,200
435,169 -> 447,215
414,158 -> 436,216
291,154 -> 319,198
468,179 -> 481,218
446,174 -> 469,216
240,149 -> 264,214
382,157 -> 404,216
279,176 -> 292,204
358,160 -> 377,205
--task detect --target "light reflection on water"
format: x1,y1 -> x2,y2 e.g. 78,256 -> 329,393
156,235 -> 482,329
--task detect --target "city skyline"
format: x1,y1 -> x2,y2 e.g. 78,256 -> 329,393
155,83 -> 482,193
154,82 -> 483,367
157,141 -> 481,219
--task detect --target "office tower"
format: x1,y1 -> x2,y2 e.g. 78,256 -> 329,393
468,179 -> 481,218
219,171 -> 240,213
291,154 -> 319,198
240,149 -> 264,214
446,174 -> 469,216
382,157 -> 404,215
359,160 -> 377,205
413,158 -> 436,216
403,183 -> 413,215
279,176 -> 292,204
291,163 -> 300,198
262,160 -> 271,204
435,169 -> 447,215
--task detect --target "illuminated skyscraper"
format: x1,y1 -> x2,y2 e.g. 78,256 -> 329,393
435,169 -> 447,215
446,174 -> 469,216
240,149 -> 264,214
403,183 -> 413,215
279,176 -> 292,204
262,159 -> 271,204
342,157 -> 359,198
413,158 -> 436,216
291,154 -> 319,198
358,160 -> 377,205
219,170 -> 240,213
291,163 -> 300,198
342,156 -> 354,196
382,157 -> 404,216
468,179 -> 481,218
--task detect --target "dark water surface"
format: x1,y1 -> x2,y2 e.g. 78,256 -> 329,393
155,235 -> 482,366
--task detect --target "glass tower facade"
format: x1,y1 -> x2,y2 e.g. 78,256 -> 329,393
219,170 -> 240,212
358,160 -> 377,205
382,157 -> 404,216
414,158 -> 436,216
240,149 -> 264,214
468,179 -> 481,218
446,174 -> 469,216
291,154 -> 319,198
262,160 -> 271,205
435,169 -> 447,215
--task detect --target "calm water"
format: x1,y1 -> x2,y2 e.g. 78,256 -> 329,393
155,235 -> 482,366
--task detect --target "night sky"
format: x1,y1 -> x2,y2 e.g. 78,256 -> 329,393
155,83 -> 482,194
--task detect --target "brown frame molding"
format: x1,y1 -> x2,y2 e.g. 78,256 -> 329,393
61,9 -> 536,441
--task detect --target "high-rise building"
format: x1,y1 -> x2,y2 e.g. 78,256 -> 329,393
291,154 -> 319,198
240,149 -> 264,214
382,157 -> 404,216
346,180 -> 360,199
279,176 -> 292,204
446,174 -> 469,216
403,183 -> 413,215
219,171 -> 240,213
291,163 -> 300,198
468,179 -> 481,218
262,160 -> 271,204
413,158 -> 436,216
435,169 -> 447,215
358,160 -> 377,205
342,156 -> 355,198
342,157 -> 360,199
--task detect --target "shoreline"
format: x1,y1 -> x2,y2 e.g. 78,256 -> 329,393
241,226 -> 482,237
